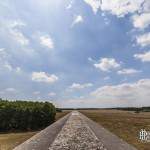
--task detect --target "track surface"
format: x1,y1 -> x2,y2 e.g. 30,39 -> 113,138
49,111 -> 106,150
14,111 -> 137,150
13,113 -> 70,150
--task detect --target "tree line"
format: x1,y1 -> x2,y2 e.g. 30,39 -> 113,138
111,107 -> 150,112
0,99 -> 56,131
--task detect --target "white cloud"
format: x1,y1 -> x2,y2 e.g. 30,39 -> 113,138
100,0 -> 144,17
58,78 -> 150,108
66,0 -> 73,9
9,29 -> 29,46
117,68 -> 140,75
0,20 -> 37,59
32,72 -> 58,83
69,83 -> 93,90
0,48 -> 22,73
83,0 -> 150,44
132,13 -> 150,29
33,91 -> 40,95
0,48 -> 12,71
0,48 -> 5,52
0,48 -> 8,58
39,34 -> 54,49
142,0 -> 150,13
3,63 -> 13,71
88,57 -> 93,62
6,20 -> 29,46
83,0 -> 150,17
9,20 -> 26,28
72,15 -> 83,26
15,67 -> 22,73
84,0 -> 145,16
90,78 -> 150,107
136,32 -> 150,47
48,92 -> 56,96
88,57 -> 97,63
134,51 -> 150,62
2,63 -> 22,73
83,0 -> 101,13
94,58 -> 120,72
0,88 -> 18,96
5,88 -> 17,93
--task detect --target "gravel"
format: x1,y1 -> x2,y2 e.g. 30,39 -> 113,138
49,111 -> 107,150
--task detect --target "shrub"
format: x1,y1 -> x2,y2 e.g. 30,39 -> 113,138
0,99 -> 56,131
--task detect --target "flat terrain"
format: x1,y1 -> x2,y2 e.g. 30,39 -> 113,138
1,110 -> 150,150
0,131 -> 38,150
55,111 -> 70,121
0,111 -> 69,150
80,109 -> 150,150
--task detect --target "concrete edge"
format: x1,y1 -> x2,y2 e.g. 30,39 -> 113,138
13,113 -> 71,150
81,113 -> 138,150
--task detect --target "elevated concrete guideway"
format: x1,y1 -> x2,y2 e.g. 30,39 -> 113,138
14,111 -> 137,150
49,111 -> 106,150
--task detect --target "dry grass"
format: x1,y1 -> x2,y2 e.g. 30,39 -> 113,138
80,109 -> 150,150
55,111 -> 70,121
1,110 -> 149,150
0,131 -> 38,150
0,111 -> 69,150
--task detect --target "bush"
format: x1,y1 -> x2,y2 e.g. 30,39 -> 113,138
56,108 -> 62,112
0,99 -> 56,131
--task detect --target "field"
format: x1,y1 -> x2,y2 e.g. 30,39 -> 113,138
0,110 -> 150,150
80,109 -> 150,150
0,131 -> 38,150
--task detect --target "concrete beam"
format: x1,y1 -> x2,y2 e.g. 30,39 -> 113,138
13,113 -> 70,150
14,111 -> 137,150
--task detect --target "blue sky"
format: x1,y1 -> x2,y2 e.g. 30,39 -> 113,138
0,0 -> 150,108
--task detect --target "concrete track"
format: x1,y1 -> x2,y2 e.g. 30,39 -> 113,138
14,111 -> 137,150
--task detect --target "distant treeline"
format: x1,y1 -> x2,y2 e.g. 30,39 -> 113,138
56,108 -> 62,112
112,107 -> 150,112
61,107 -> 150,112
0,99 -> 56,131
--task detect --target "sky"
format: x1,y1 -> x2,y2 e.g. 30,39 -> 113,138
0,0 -> 150,108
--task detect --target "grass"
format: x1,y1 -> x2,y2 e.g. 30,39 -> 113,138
1,110 -> 149,150
0,131 -> 38,150
0,111 -> 69,150
55,110 -> 70,121
80,109 -> 150,150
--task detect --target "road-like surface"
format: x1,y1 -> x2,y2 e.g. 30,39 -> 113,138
13,113 -> 70,150
14,111 -> 137,150
49,111 -> 106,150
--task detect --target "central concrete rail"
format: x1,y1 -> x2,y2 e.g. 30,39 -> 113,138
14,111 -> 137,150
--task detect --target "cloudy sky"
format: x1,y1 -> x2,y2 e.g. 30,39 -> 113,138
0,0 -> 150,108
